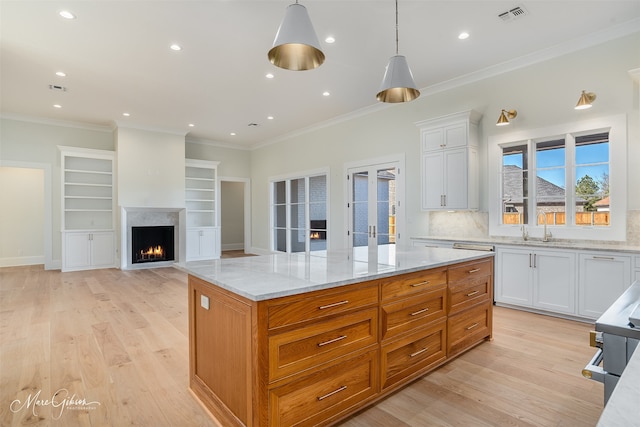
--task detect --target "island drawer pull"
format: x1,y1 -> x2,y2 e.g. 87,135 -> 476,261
318,300 -> 349,310
409,308 -> 429,316
593,256 -> 615,260
467,268 -> 481,274
410,280 -> 430,288
317,385 -> 347,401
466,322 -> 479,330
410,347 -> 429,357
466,290 -> 479,297
317,335 -> 347,347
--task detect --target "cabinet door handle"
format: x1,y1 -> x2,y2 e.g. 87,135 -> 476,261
317,335 -> 347,347
466,322 -> 479,330
466,290 -> 479,297
534,254 -> 537,268
372,225 -> 376,238
593,256 -> 615,260
317,385 -> 347,401
368,226 -> 372,237
409,308 -> 429,316
467,268 -> 481,274
410,347 -> 429,358
529,253 -> 532,268
410,280 -> 430,288
318,300 -> 349,310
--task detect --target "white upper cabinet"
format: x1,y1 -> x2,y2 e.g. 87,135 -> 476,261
416,110 -> 481,211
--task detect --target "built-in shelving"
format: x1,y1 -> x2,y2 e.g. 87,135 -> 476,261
185,159 -> 220,260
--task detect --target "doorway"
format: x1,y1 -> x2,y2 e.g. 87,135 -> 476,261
345,155 -> 404,265
219,178 -> 251,255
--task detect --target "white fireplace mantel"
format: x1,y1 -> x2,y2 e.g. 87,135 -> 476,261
120,206 -> 186,270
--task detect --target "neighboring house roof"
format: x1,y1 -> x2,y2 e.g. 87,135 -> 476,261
502,165 -> 566,203
595,196 -> 610,206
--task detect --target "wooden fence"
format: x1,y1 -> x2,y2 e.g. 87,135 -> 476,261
503,212 -> 610,226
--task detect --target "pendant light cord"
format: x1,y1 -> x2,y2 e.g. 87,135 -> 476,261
395,0 -> 399,55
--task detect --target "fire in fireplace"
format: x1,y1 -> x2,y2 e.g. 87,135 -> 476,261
310,220 -> 327,240
132,226 -> 175,264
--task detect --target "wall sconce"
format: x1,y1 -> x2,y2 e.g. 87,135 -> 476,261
575,90 -> 596,110
496,109 -> 517,126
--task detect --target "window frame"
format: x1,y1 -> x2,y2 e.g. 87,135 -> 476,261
269,168 -> 329,254
488,115 -> 627,241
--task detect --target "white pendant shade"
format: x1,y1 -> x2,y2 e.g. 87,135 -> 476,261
376,55 -> 420,103
268,3 -> 325,71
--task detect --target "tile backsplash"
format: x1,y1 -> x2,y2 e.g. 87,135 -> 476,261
428,210 -> 640,246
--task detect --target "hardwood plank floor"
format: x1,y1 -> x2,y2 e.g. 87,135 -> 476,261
0,265 -> 603,426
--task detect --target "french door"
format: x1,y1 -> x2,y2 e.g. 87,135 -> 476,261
347,160 -> 401,264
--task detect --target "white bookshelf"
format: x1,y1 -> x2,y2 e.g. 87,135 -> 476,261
59,146 -> 116,271
185,159 -> 220,260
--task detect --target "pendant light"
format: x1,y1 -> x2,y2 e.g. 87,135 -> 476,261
268,1 -> 325,71
376,0 -> 420,103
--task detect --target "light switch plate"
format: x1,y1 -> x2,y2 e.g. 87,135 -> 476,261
200,295 -> 210,310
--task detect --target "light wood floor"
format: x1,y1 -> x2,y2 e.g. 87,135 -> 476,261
0,265 -> 603,426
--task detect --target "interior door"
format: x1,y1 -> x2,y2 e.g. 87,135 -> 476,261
347,162 -> 399,265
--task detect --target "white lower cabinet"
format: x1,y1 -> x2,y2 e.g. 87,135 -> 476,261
63,231 -> 115,272
578,252 -> 631,318
496,247 -> 576,314
187,227 -> 220,261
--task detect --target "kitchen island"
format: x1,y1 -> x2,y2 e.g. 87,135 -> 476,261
182,247 -> 494,426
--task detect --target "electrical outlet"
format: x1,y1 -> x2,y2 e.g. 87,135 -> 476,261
200,295 -> 210,310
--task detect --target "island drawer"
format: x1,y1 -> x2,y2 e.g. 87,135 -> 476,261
448,276 -> 491,315
381,284 -> 446,340
447,302 -> 491,357
268,308 -> 378,382
267,284 -> 378,330
268,349 -> 378,427
448,258 -> 492,283
380,267 -> 447,301
381,318 -> 446,390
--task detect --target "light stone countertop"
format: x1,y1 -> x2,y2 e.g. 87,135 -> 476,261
177,246 -> 494,301
411,235 -> 640,254
597,344 -> 640,427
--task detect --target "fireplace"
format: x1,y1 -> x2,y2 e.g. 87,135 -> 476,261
131,226 -> 175,264
310,220 -> 327,240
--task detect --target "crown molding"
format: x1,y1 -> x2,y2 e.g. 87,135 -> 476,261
0,112 -> 113,133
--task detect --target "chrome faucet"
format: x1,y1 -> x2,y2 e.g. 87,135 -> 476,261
521,225 -> 528,241
542,215 -> 552,242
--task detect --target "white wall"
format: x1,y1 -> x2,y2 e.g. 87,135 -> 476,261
249,33 -> 640,252
116,126 -> 186,208
220,181 -> 245,250
0,167 -> 44,266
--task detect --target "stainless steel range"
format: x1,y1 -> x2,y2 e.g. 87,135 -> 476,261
583,280 -> 640,404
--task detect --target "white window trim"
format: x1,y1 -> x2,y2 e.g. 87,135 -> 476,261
269,167 -> 330,253
488,114 -> 627,241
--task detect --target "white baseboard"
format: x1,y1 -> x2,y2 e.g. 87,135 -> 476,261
221,243 -> 244,251
0,255 -> 45,268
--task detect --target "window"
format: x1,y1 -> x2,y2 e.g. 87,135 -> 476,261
271,172 -> 327,253
490,115 -> 626,241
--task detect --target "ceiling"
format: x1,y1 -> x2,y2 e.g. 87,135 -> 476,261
2,1 -> 639,149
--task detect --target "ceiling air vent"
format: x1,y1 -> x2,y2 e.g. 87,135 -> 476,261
498,5 -> 528,22
49,84 -> 67,92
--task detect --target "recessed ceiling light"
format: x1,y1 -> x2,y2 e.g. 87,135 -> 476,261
122,112 -> 130,117
325,36 -> 335,44
322,91 -> 330,97
59,10 -> 76,19
188,123 -> 195,127
170,44 -> 182,51
266,73 -> 274,79
230,132 -> 236,136
267,116 -> 274,120
55,71 -> 66,77
53,104 -> 62,109
458,32 -> 470,40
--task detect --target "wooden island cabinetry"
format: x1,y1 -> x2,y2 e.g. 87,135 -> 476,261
188,255 -> 493,427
